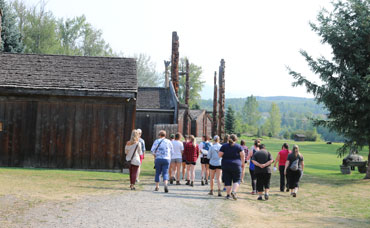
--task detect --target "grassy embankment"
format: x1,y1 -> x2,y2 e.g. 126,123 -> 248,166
230,137 -> 370,227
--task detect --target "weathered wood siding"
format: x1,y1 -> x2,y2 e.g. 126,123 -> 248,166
0,96 -> 135,169
135,111 -> 174,148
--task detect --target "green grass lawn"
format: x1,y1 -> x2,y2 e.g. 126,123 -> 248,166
235,137 -> 370,226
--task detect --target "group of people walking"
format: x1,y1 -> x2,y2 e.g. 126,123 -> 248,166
125,129 -> 304,200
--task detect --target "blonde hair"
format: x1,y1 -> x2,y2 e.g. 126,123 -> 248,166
189,135 -> 196,147
130,129 -> 140,143
292,144 -> 301,157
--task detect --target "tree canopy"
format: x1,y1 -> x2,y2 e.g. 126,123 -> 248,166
0,0 -> 23,52
288,0 -> 370,178
178,58 -> 205,108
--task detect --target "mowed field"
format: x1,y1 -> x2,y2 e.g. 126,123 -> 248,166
0,139 -> 369,227
228,138 -> 370,227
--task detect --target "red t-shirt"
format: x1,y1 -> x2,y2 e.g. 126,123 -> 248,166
278,149 -> 290,166
184,142 -> 199,162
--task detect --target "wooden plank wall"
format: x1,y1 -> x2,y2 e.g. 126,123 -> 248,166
0,96 -> 134,169
153,124 -> 178,143
135,111 -> 174,149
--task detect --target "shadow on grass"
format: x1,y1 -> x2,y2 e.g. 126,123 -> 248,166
73,185 -> 130,191
79,178 -> 121,182
301,174 -> 367,187
309,216 -> 370,227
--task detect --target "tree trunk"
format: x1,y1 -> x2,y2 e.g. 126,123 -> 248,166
365,143 -> 370,179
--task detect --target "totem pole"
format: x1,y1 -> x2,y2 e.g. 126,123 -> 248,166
171,32 -> 180,97
183,59 -> 190,136
218,59 -> 225,139
212,71 -> 218,137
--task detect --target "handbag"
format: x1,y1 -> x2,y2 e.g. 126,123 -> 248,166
127,143 -> 139,164
290,157 -> 299,171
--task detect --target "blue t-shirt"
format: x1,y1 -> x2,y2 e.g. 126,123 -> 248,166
220,143 -> 243,167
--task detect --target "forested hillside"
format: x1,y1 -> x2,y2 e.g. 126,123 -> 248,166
200,96 -> 344,142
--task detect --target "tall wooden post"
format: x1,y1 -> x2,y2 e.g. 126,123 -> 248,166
218,59 -> 225,139
212,71 -> 218,137
0,9 -> 3,49
171,31 -> 180,96
164,60 -> 171,87
183,59 -> 190,136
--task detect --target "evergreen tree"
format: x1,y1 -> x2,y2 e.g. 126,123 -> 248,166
225,106 -> 236,134
0,0 -> 23,52
267,102 -> 281,137
289,0 -> 370,178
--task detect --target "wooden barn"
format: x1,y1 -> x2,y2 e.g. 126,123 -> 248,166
294,134 -> 306,142
177,109 -> 212,138
0,53 -> 137,169
135,86 -> 178,147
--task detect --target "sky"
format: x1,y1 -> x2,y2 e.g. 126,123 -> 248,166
23,0 -> 334,99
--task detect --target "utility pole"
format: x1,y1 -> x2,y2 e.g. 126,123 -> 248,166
218,59 -> 225,139
212,71 -> 218,137
171,31 -> 180,96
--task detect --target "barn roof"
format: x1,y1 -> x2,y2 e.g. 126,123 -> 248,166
0,53 -> 137,98
137,87 -> 176,110
189,110 -> 205,120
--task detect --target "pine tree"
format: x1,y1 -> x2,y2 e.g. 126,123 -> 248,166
0,0 -> 23,52
289,0 -> 370,178
225,106 -> 236,134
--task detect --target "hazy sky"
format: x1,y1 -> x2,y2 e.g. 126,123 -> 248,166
23,0 -> 333,99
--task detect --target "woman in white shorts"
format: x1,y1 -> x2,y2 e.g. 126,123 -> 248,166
170,133 -> 184,185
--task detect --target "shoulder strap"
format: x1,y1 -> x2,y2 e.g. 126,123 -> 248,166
130,143 -> 139,161
154,139 -> 164,154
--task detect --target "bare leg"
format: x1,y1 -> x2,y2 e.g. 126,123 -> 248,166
137,166 -> 141,181
210,169 -> 216,190
176,163 -> 181,181
206,164 -> 210,180
182,162 -> 186,180
201,164 -> 206,180
232,182 -> 240,192
226,186 -> 232,195
216,169 -> 222,190
190,165 -> 196,181
186,164 -> 190,180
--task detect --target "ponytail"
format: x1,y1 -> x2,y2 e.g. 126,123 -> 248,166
229,134 -> 238,146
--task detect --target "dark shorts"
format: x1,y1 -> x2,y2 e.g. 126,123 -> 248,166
185,161 -> 196,165
209,165 -> 222,170
201,158 -> 210,164
222,165 -> 242,186
255,173 -> 271,192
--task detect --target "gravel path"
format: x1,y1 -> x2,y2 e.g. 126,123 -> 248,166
15,163 -> 233,228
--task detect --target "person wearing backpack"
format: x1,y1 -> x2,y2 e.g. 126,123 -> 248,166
246,140 -> 260,195
284,144 -> 304,197
199,135 -> 212,185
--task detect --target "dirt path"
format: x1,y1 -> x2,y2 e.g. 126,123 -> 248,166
13,164 -> 233,228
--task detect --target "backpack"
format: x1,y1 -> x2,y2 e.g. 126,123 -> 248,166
249,149 -> 257,171
290,157 -> 300,171
203,142 -> 211,151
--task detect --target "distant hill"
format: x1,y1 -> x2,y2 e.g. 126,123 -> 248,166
199,96 -> 327,115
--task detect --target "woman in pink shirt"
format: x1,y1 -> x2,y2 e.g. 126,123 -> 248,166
273,143 -> 290,192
